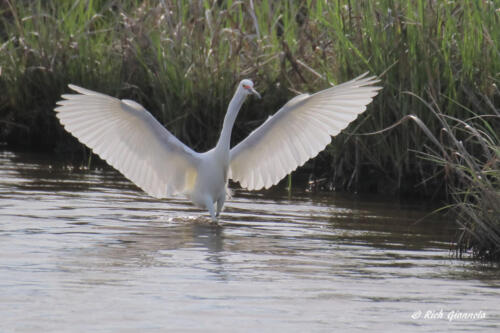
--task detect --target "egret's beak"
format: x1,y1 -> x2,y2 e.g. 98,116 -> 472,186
251,88 -> 261,99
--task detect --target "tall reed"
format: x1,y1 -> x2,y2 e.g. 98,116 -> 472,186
404,94 -> 499,260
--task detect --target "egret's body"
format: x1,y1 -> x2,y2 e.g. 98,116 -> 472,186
188,148 -> 228,217
55,74 -> 381,221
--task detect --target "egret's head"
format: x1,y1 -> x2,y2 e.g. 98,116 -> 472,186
240,79 -> 261,99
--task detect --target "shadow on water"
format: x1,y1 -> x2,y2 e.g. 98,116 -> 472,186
1,150 -> 499,332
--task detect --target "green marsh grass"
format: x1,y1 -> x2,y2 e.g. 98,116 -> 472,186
1,1 -> 498,196
404,95 -> 499,261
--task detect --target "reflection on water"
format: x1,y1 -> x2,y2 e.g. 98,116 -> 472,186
0,150 -> 499,332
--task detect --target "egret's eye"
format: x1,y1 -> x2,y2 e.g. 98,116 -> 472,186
242,84 -> 250,90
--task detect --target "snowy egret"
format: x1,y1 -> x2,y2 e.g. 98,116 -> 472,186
55,73 -> 381,221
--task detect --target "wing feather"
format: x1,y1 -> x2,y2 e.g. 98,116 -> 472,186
55,84 -> 199,198
229,73 -> 381,190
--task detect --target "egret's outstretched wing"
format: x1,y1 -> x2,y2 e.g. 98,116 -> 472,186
229,73 -> 381,190
55,85 -> 199,198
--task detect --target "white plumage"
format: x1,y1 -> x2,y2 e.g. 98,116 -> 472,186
55,73 -> 381,221
56,85 -> 198,198
229,74 -> 380,190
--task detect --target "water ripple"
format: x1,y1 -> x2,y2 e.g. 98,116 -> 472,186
0,150 -> 499,332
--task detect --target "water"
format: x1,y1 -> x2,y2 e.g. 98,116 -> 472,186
0,150 -> 498,332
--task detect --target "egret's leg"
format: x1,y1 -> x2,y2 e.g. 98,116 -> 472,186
216,194 -> 226,217
204,197 -> 217,222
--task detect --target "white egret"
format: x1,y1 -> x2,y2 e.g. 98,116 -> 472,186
55,73 -> 381,221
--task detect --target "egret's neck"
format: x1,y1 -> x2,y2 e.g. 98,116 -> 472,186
215,87 -> 246,154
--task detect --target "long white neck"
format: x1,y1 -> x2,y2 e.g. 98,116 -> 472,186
215,87 -> 247,154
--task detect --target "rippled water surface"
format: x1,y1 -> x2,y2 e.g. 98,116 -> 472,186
1,150 -> 499,332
